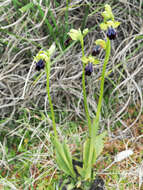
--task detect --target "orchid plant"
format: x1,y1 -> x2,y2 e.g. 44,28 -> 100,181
34,4 -> 120,190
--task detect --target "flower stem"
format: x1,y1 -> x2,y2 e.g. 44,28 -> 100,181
93,38 -> 111,137
81,39 -> 92,137
45,61 -> 57,139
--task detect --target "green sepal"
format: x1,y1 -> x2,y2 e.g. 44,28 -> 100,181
100,20 -> 120,31
100,23 -> 108,31
83,28 -> 89,37
88,55 -> 100,65
81,56 -> 99,65
81,56 -> 89,64
113,21 -> 121,28
47,43 -> 56,57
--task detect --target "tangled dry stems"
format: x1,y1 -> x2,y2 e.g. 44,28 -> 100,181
0,0 -> 143,189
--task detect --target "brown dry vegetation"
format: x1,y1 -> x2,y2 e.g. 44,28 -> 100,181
0,0 -> 143,189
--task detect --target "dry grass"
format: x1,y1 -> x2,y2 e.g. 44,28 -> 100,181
0,0 -> 143,189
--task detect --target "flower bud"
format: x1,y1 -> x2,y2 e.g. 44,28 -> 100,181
35,59 -> 45,71
107,27 -> 116,40
85,62 -> 93,76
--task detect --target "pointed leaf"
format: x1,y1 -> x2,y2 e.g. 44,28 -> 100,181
83,138 -> 94,180
53,138 -> 76,178
63,141 -> 76,178
53,138 -> 72,175
55,149 -> 71,175
93,131 -> 107,163
83,138 -> 90,168
75,165 -> 84,177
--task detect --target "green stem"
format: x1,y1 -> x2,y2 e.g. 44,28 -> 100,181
93,38 -> 111,137
45,61 -> 58,139
81,38 -> 92,137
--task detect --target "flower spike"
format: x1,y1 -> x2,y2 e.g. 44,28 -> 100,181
100,4 -> 120,33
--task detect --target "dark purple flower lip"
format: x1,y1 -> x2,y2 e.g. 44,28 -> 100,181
64,37 -> 72,47
85,62 -> 93,76
107,27 -> 116,40
92,45 -> 101,56
35,59 -> 45,71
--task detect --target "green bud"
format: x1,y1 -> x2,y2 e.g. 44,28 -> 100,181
83,28 -> 89,37
47,43 -> 56,57
68,28 -> 82,41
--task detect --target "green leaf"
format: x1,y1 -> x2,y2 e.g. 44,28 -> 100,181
63,141 -> 75,177
83,138 -> 94,180
56,150 -> 71,175
92,131 -> 107,164
53,139 -> 70,173
53,138 -> 76,178
83,139 -> 90,168
19,3 -> 34,13
75,165 -> 83,176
